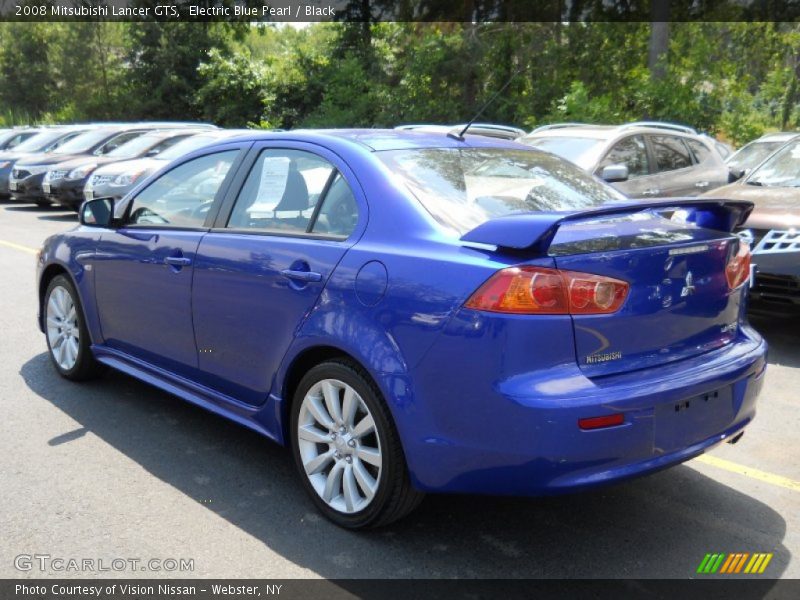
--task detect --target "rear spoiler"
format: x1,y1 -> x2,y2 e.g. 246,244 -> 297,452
460,198 -> 754,254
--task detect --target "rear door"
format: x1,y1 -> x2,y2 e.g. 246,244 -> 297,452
685,137 -> 729,193
646,134 -> 699,196
190,143 -> 364,405
93,147 -> 244,378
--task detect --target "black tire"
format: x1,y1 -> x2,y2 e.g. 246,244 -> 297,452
290,359 -> 424,529
34,199 -> 52,208
44,274 -> 104,381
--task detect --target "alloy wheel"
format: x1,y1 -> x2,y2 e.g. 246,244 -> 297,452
46,285 -> 80,371
296,378 -> 383,514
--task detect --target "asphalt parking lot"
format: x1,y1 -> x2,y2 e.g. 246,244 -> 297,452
0,199 -> 798,580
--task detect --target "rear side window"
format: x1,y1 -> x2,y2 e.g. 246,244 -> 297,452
227,149 -> 358,238
650,135 -> 693,171
598,135 -> 649,177
686,139 -> 712,163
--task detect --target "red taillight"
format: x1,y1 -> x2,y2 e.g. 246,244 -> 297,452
578,413 -> 624,430
465,266 -> 629,315
726,241 -> 751,290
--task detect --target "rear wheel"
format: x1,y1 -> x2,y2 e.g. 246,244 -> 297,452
44,275 -> 104,381
290,360 -> 423,529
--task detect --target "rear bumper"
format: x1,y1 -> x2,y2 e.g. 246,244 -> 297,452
404,325 -> 767,495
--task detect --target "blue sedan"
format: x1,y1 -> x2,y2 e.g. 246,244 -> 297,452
36,130 -> 767,528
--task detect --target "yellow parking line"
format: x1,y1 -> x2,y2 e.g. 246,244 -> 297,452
0,239 -> 38,255
695,454 -> 800,492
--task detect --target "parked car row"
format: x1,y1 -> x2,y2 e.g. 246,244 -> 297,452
4,122 -> 217,210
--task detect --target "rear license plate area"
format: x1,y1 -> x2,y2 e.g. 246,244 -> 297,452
654,387 -> 733,453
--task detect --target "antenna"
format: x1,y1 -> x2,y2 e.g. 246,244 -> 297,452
449,67 -> 525,141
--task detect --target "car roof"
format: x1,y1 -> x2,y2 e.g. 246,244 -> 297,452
751,132 -> 800,143
221,128 -> 526,152
525,121 -> 699,141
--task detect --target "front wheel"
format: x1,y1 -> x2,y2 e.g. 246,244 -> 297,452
44,275 -> 104,381
290,360 -> 424,529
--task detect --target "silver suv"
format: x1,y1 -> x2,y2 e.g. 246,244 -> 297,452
519,122 -> 731,198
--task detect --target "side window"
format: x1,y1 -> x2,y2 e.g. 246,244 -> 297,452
651,135 -> 693,172
6,133 -> 27,148
311,173 -> 359,238
686,139 -> 712,163
227,149 -> 358,238
126,150 -> 238,228
48,132 -> 80,152
99,131 -> 143,154
598,135 -> 649,178
149,135 -> 190,156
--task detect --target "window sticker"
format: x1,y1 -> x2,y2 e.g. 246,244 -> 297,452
247,156 -> 291,213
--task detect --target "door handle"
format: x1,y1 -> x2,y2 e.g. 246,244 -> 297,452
164,256 -> 192,267
281,269 -> 322,283
695,181 -> 710,189
641,188 -> 661,197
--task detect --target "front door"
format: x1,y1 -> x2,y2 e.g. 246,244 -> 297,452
93,149 -> 241,377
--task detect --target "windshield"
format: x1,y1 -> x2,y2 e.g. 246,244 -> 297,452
53,129 -> 116,154
728,140 -> 786,171
377,147 -> 624,234
106,133 -> 164,158
9,130 -> 57,152
517,136 -> 604,169
747,140 -> 800,187
157,135 -> 222,160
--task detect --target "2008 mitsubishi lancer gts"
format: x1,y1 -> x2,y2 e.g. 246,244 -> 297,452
36,129 -> 767,528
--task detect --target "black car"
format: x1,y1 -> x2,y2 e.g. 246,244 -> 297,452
0,127 -> 89,199
45,128 -> 206,211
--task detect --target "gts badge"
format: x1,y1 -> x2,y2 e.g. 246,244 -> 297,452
586,351 -> 622,364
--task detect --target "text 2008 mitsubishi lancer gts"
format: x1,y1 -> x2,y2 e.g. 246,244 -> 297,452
36,129 -> 767,528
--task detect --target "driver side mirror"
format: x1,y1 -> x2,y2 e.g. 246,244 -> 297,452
80,197 -> 116,228
600,164 -> 629,183
728,167 -> 746,183
145,148 -> 161,157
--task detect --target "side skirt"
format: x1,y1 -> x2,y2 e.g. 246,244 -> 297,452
91,345 -> 285,445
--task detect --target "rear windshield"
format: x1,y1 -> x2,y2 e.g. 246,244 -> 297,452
377,147 -> 624,234
518,136 -> 604,168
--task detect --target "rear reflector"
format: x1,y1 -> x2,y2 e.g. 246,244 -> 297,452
578,413 -> 624,430
465,266 -> 628,315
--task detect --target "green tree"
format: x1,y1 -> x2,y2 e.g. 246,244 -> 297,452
0,23 -> 56,122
